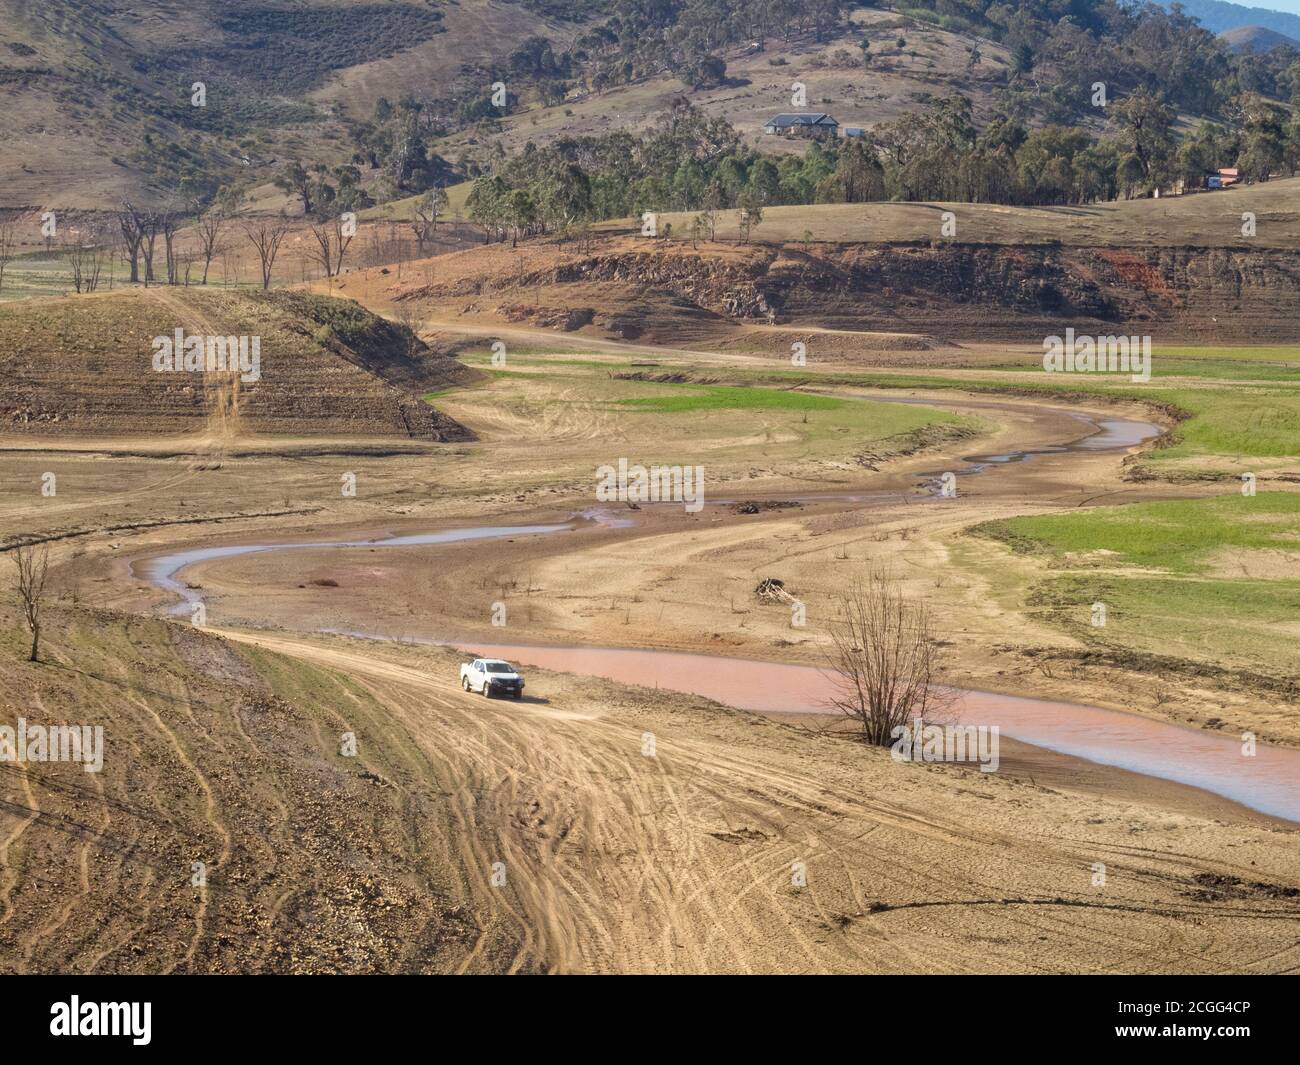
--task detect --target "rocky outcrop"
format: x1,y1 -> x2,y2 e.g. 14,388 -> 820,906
426,240 -> 1300,342
779,243 -> 1300,339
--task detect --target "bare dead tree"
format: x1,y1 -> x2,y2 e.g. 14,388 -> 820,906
102,227 -> 120,289
307,221 -> 336,280
307,214 -> 354,281
0,221 -> 16,292
244,219 -> 289,290
701,206 -> 717,241
194,188 -> 244,285
333,213 -> 354,276
195,210 -> 226,284
825,569 -> 954,746
386,220 -> 410,275
152,189 -> 188,285
160,209 -> 182,285
12,544 -> 50,662
117,202 -> 145,283
139,211 -> 161,286
62,225 -> 109,294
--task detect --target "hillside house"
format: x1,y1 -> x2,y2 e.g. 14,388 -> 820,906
763,113 -> 839,140
842,126 -> 866,139
1207,168 -> 1240,189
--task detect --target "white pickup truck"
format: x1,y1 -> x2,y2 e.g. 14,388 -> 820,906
460,658 -> 525,699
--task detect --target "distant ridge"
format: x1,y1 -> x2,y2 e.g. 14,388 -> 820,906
1166,0 -> 1300,39
1220,24 -> 1300,50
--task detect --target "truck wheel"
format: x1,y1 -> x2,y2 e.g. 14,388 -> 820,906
462,676 -> 470,691
482,683 -> 491,698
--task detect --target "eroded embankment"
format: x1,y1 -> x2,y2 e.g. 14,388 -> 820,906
395,238 -> 1300,343
0,289 -> 475,439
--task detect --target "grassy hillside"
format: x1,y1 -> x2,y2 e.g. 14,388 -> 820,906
1173,0 -> 1300,39
1220,25 -> 1300,52
450,9 -> 1017,159
0,605 -> 489,973
0,5 -> 1032,212
0,0 -> 568,209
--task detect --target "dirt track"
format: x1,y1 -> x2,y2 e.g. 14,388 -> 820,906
206,628 -> 1300,974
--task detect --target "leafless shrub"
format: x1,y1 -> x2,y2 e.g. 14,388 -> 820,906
244,219 -> 290,290
11,544 -> 50,662
825,569 -> 954,746
389,299 -> 423,356
62,227 -> 110,293
308,214 -> 356,282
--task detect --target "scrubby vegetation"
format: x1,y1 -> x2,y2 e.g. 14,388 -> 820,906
980,493 -> 1300,573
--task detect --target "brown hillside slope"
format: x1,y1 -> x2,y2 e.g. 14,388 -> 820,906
0,0 -> 571,210
0,289 -> 474,439
0,6 -> 1011,211
445,10 -> 1020,161
358,229 -> 1300,345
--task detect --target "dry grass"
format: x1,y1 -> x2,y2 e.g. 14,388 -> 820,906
639,174 -> 1300,249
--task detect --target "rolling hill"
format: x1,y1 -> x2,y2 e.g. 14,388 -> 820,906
0,4 -> 1028,212
0,0 -> 572,210
446,9 -> 1018,160
1169,0 -> 1300,39
1220,24 -> 1300,50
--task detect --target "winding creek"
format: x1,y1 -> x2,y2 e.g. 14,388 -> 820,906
129,404 -> 1300,823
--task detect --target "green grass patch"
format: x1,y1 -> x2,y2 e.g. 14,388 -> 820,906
986,350 -> 1300,382
974,493 -> 1300,671
1029,572 -> 1300,667
1042,573 -> 1300,628
1149,388 -> 1300,462
603,363 -> 1298,466
616,383 -> 848,414
1154,346 -> 1300,362
978,492 -> 1300,574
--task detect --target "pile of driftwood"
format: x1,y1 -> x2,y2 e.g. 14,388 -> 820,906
754,578 -> 795,603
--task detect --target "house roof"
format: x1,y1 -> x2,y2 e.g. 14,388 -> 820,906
764,112 -> 838,128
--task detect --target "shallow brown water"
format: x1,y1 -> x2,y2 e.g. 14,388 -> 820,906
459,642 -> 1300,823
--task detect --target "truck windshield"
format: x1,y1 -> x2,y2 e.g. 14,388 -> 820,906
485,662 -> 515,673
